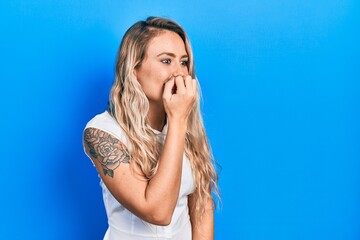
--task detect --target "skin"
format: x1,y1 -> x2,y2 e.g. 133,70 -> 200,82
84,30 -> 213,239
189,192 -> 214,239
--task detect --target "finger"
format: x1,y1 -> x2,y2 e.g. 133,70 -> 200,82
184,75 -> 192,91
191,78 -> 197,95
163,78 -> 175,100
175,75 -> 186,94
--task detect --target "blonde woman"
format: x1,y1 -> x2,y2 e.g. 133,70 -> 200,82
83,17 -> 219,240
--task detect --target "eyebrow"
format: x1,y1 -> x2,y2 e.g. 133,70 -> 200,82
157,52 -> 188,59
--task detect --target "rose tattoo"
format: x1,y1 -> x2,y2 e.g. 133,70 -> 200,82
84,128 -> 130,177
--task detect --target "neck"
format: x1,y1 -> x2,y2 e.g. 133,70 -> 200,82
147,101 -> 166,131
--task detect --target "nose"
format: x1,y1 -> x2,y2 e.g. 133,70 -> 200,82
172,62 -> 187,77
172,72 -> 184,78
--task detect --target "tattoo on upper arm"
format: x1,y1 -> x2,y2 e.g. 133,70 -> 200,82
84,128 -> 130,178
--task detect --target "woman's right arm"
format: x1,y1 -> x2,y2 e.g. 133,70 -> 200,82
83,76 -> 196,226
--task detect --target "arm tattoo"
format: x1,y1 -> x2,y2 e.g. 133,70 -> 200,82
84,128 -> 130,178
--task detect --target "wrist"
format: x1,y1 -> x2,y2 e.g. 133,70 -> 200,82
167,117 -> 188,132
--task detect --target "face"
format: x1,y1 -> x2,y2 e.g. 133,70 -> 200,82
135,30 -> 189,104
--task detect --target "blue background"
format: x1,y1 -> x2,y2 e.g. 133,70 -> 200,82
1,0 -> 359,239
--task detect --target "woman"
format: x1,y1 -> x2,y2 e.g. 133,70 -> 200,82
83,17 -> 219,240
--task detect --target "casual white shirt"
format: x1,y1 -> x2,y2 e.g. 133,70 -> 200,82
84,111 -> 195,240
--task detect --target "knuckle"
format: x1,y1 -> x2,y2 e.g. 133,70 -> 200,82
175,75 -> 183,80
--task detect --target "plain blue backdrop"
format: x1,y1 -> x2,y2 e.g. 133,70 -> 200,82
1,0 -> 359,239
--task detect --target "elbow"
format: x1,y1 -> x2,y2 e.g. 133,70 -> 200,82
150,216 -> 171,227
147,212 -> 173,226
141,199 -> 176,226
153,219 -> 171,226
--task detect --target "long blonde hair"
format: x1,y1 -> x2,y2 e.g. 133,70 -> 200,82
109,16 -> 219,217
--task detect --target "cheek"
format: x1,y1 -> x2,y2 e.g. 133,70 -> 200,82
136,63 -> 172,95
139,72 -> 170,99
157,69 -> 172,81
147,72 -> 169,87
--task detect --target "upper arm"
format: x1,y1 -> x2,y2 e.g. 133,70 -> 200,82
83,127 -> 152,222
84,127 -> 130,177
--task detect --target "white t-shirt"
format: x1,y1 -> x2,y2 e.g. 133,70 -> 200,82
84,111 -> 195,240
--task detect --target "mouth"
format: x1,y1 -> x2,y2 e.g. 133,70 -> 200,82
164,76 -> 177,94
171,84 -> 177,94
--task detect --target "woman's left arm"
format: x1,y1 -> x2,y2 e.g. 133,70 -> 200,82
188,193 -> 214,240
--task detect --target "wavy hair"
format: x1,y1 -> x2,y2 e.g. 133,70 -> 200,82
109,16 -> 219,219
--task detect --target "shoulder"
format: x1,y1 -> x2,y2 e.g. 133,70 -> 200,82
85,111 -> 117,132
84,111 -> 128,146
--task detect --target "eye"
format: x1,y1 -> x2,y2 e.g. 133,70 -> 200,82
181,60 -> 189,67
161,59 -> 171,64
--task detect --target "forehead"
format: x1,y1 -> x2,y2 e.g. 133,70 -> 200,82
146,30 -> 187,56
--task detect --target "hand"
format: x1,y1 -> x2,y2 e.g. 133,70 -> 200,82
162,75 -> 197,122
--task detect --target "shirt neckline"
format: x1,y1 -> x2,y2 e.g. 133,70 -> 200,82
149,120 -> 168,136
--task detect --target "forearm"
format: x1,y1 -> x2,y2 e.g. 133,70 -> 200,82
192,210 -> 214,240
128,75 -> 196,225
190,196 -> 214,240
144,119 -> 187,223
